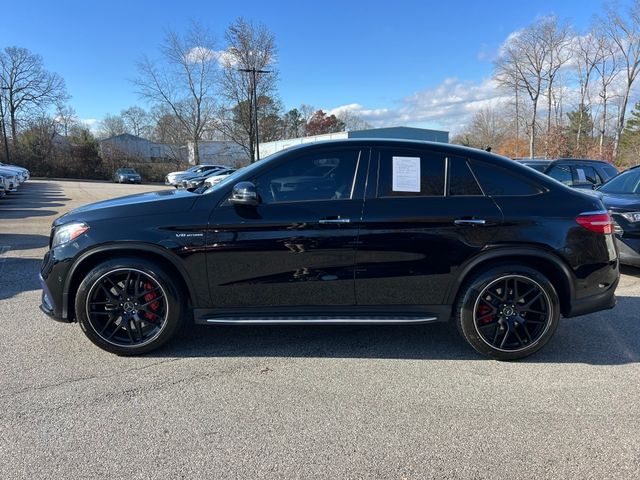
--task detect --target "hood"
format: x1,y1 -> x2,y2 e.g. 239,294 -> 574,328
599,193 -> 640,211
0,163 -> 27,173
54,188 -> 198,226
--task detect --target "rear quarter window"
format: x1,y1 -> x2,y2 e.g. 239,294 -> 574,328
469,159 -> 543,196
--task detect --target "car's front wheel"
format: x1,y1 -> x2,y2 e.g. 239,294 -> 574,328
454,265 -> 560,360
75,257 -> 184,355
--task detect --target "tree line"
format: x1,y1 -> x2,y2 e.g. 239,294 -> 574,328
0,17 -> 370,177
453,1 -> 640,167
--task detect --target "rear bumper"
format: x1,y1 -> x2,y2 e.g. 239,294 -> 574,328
564,272 -> 619,318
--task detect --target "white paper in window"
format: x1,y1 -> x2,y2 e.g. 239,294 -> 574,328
392,156 -> 421,192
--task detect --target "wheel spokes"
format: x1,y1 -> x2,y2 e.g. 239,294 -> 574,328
474,275 -> 551,352
87,269 -> 167,347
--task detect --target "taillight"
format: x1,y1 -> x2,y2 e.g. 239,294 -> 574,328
576,211 -> 613,234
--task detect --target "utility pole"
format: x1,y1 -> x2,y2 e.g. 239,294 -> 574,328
0,86 -> 10,163
238,68 -> 271,162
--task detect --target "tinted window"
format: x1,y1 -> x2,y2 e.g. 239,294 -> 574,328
469,160 -> 542,196
449,157 -> 483,196
599,169 -> 640,194
573,166 -> 601,186
378,149 -> 445,197
548,165 -> 573,186
601,164 -> 618,179
253,149 -> 360,203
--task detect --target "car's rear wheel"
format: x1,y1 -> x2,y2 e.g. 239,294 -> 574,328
454,265 -> 560,360
75,258 -> 184,355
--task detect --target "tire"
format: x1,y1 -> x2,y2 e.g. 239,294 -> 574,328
75,257 -> 185,355
454,265 -> 560,360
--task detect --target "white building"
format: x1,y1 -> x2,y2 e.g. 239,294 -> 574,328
259,126 -> 449,158
186,140 -> 248,166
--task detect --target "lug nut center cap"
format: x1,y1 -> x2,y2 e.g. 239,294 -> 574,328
123,302 -> 135,313
503,306 -> 515,317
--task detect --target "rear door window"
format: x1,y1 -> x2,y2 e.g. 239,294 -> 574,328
547,165 -> 573,186
377,148 -> 446,197
448,157 -> 483,196
573,166 -> 601,186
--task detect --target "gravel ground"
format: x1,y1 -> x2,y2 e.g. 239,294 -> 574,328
1,179 -> 639,479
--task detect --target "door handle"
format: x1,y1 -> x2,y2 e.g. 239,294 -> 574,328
454,219 -> 486,226
319,218 -> 351,224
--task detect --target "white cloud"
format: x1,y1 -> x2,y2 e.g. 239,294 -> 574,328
184,46 -> 237,67
328,77 -> 509,134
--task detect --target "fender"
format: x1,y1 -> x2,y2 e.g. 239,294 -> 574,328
61,241 -> 199,319
445,245 -> 576,305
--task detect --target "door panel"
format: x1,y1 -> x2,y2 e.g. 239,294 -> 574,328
355,150 -> 503,305
207,200 -> 363,307
205,147 -> 368,309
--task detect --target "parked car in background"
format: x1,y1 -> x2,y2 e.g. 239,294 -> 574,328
40,139 -> 619,360
0,167 -> 19,191
516,158 -> 618,190
0,162 -> 29,183
181,168 -> 237,190
203,168 -> 237,188
165,164 -> 228,187
113,168 -> 142,184
595,165 -> 640,267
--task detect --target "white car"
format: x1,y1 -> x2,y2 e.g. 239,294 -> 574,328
165,164 -> 228,186
0,163 -> 29,183
203,168 -> 237,188
0,168 -> 19,191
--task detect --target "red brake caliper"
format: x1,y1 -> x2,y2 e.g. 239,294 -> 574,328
143,282 -> 160,322
477,304 -> 494,324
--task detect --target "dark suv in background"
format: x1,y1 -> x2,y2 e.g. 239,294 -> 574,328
517,158 -> 618,190
40,140 -> 619,360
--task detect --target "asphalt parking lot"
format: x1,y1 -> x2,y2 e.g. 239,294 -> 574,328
1,179 -> 639,479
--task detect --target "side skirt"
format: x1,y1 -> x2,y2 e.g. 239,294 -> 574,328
193,306 -> 451,326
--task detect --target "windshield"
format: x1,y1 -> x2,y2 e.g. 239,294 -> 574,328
599,169 -> 640,194
119,168 -> 136,174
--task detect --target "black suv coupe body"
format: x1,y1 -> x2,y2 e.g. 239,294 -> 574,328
516,158 -> 618,190
40,140 -> 619,360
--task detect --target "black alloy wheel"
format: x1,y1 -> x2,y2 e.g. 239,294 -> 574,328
455,266 -> 560,360
75,258 -> 184,355
473,275 -> 551,351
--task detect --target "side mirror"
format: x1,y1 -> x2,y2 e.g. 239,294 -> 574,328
229,181 -> 259,207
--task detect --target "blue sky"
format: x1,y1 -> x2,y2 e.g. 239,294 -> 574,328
1,0 -> 609,132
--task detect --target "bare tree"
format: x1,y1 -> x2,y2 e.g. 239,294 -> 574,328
150,107 -> 189,167
592,30 -> 621,158
335,110 -> 373,131
495,22 -> 549,158
134,22 -> 218,163
598,1 -> 640,160
0,46 -> 67,146
541,17 -> 572,157
218,18 -> 278,161
55,104 -> 77,137
573,32 -> 604,152
451,107 -> 508,150
98,114 -> 126,139
121,106 -> 151,138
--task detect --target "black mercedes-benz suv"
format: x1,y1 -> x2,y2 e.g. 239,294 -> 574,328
39,140 -> 619,360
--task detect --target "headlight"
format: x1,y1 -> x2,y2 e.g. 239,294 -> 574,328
620,212 -> 640,223
52,222 -> 90,248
